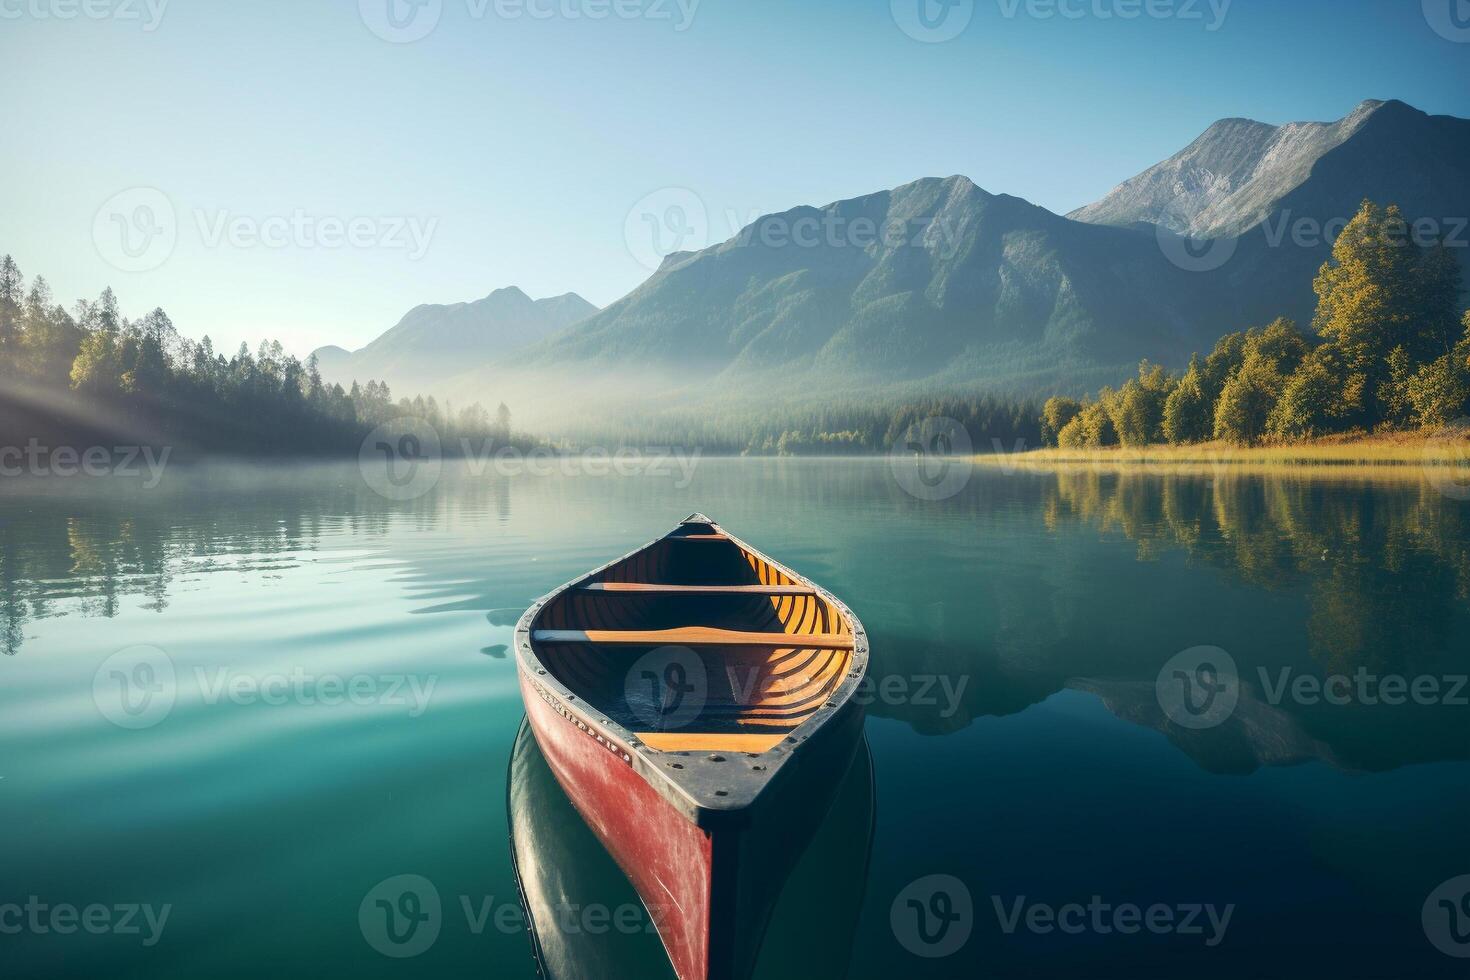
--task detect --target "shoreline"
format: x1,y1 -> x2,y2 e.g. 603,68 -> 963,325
982,432 -> 1470,469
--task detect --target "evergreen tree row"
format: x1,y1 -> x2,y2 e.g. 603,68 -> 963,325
0,258 -> 517,456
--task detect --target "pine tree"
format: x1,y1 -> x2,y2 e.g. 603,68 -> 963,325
0,255 -> 24,363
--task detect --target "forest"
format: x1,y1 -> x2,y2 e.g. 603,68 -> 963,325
0,257 -> 517,457
552,395 -> 1041,457
1042,201 -> 1470,448
0,253 -> 1041,458
13,200 -> 1457,462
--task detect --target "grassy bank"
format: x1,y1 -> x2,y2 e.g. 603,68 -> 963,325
985,431 -> 1470,468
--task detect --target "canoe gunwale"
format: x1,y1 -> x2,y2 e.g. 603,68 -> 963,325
514,514 -> 869,828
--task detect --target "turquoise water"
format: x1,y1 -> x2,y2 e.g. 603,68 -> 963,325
2,459 -> 1467,977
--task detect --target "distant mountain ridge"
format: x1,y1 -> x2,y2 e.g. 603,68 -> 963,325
493,175 -> 1247,397
313,286 -> 596,396
1068,99 -> 1388,237
349,100 -> 1468,418
456,99 -> 1464,413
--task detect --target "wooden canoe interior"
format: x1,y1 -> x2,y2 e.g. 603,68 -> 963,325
531,522 -> 855,754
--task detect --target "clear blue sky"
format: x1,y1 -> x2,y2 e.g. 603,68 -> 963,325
1,0 -> 1465,357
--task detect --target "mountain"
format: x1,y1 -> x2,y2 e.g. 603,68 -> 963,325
1071,99 -> 1470,326
453,176 -> 1257,410
1069,100 -> 1470,239
443,100 -> 1467,418
313,287 -> 596,396
1069,100 -> 1386,237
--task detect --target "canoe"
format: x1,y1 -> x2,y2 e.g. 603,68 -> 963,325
506,717 -> 876,980
514,514 -> 870,980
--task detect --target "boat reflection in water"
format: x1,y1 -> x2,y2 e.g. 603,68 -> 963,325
507,717 -> 875,980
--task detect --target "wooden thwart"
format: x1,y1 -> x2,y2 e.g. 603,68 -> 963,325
635,732 -> 788,753
579,583 -> 817,596
532,627 -> 853,649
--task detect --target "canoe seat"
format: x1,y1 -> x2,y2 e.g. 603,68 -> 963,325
532,628 -> 853,649
578,583 -> 818,596
636,732 -> 787,753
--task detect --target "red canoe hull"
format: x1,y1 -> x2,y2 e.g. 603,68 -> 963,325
521,670 -> 716,980
521,668 -> 863,980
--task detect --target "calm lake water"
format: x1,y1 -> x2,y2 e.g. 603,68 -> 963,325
2,458 -> 1468,978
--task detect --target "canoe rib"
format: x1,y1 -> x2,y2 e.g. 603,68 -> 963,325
532,627 -> 854,649
578,583 -> 817,596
